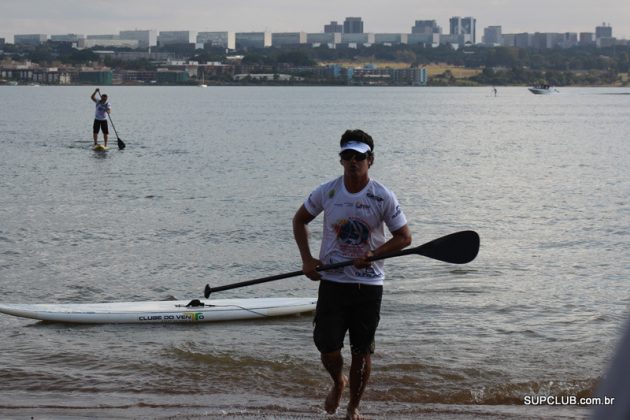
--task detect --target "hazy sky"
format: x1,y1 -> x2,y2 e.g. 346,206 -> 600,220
1,0 -> 628,42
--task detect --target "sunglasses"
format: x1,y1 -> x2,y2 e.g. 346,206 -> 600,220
340,150 -> 370,161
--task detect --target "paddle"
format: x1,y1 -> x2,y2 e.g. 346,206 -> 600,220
204,230 -> 479,298
107,112 -> 126,150
97,92 -> 126,150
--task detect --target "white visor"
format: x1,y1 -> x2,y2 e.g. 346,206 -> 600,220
340,141 -> 371,154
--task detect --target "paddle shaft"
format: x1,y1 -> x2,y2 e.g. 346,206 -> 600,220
204,230 -> 479,297
206,249 -> 415,294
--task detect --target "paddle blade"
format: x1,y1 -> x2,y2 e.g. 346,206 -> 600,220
411,230 -> 479,264
117,137 -> 126,150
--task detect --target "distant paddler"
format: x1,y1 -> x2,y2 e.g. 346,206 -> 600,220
90,88 -> 111,148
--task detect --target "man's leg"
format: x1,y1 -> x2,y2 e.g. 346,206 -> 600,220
93,120 -> 99,145
347,352 -> 371,419
321,350 -> 347,414
103,121 -> 109,147
346,284 -> 381,419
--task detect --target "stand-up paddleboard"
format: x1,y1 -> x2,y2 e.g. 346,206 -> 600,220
93,144 -> 109,152
0,297 -> 316,324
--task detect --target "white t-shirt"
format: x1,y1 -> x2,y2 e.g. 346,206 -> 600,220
304,176 -> 407,285
94,101 -> 111,121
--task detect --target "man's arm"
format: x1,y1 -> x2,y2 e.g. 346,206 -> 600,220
375,225 -> 412,257
90,88 -> 99,103
292,205 -> 321,280
354,225 -> 412,269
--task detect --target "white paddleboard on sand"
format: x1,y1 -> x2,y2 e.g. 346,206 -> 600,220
0,297 -> 316,324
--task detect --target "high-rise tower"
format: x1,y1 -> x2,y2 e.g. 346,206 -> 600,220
343,17 -> 364,34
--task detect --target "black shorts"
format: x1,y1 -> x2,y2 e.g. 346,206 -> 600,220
313,280 -> 383,355
93,119 -> 108,134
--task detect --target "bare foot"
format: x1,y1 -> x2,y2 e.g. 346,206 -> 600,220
324,375 -> 347,414
345,406 -> 364,420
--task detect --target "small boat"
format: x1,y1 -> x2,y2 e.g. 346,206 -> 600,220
528,85 -> 559,95
198,72 -> 207,88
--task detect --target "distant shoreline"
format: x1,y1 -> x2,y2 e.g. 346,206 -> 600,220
2,82 -> 629,88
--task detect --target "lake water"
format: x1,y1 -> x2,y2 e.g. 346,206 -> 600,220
1,85 -> 629,419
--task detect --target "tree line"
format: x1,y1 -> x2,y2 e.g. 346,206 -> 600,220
3,41 -> 629,86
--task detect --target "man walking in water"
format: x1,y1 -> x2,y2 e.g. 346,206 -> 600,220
293,129 -> 412,419
90,88 -> 111,147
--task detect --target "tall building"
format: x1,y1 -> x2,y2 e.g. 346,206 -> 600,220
14,34 -> 48,46
341,33 -> 375,45
450,17 -> 460,35
157,31 -> 196,46
324,21 -> 343,33
450,16 -> 476,44
531,33 -> 557,49
560,33 -> 578,48
411,20 -> 441,35
343,17 -> 364,34
514,33 -> 532,48
80,38 -> 139,49
197,32 -> 236,49
307,32 -> 341,48
440,34 -> 471,48
87,34 -> 118,40
595,23 -> 613,39
119,30 -> 157,48
272,32 -> 307,47
50,34 -> 85,43
235,32 -> 272,49
375,33 -> 408,45
462,17 -> 477,44
579,32 -> 596,46
408,33 -> 440,46
482,26 -> 502,45
501,34 -> 515,47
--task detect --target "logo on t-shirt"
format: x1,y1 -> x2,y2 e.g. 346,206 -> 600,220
334,218 -> 369,252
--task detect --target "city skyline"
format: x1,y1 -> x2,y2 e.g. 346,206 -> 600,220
1,0 -> 629,42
